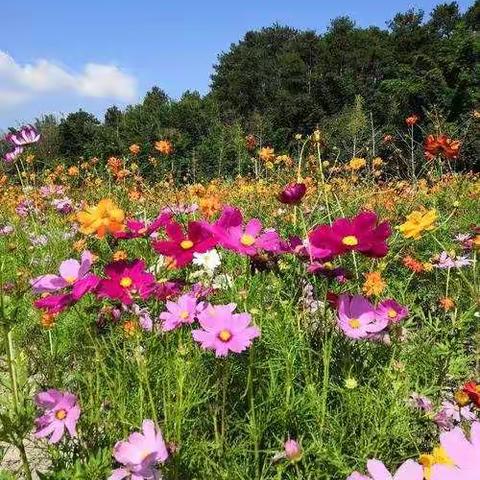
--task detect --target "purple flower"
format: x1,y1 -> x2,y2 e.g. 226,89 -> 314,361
192,303 -> 260,357
109,419 -> 168,480
29,234 -> 48,246
30,251 -> 97,300
39,184 -> 65,198
434,251 -> 472,269
159,293 -> 204,332
161,203 -> 198,215
409,392 -> 434,413
16,198 -> 36,218
131,304 -> 153,331
34,389 -> 81,444
6,125 -> 40,146
434,401 -> 478,430
278,182 -> 306,205
376,299 -> 408,325
337,295 -> 388,340
284,439 -> 302,462
52,197 -> 74,214
0,224 -> 14,236
3,146 -> 23,163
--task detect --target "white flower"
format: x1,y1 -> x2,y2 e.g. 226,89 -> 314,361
192,250 -> 221,275
212,274 -> 233,290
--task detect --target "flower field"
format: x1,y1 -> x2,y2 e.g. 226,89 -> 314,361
1,124 -> 480,480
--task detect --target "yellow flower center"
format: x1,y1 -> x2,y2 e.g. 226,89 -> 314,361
65,276 -> 76,284
420,447 -> 454,480
55,409 -> 67,420
387,309 -> 398,319
323,262 -> 334,270
240,234 -> 256,246
348,318 -> 361,329
120,276 -> 133,288
180,240 -> 194,250
342,235 -> 359,246
179,310 -> 189,319
218,329 -> 232,342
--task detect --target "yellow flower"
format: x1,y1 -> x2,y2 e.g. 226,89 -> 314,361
77,199 -> 125,239
372,157 -> 384,168
349,157 -> 367,170
398,208 -> 438,240
362,271 -> 386,297
419,447 -> 453,480
344,377 -> 358,389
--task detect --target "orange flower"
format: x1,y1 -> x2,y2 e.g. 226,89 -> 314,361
383,134 -> 394,143
362,271 -> 386,297
199,196 -> 221,218
107,156 -> 122,175
77,199 -> 125,238
129,144 -> 140,155
41,312 -> 57,329
258,147 -> 275,163
424,135 -> 460,160
68,166 -> 79,176
439,297 -> 455,311
155,140 -> 173,155
113,250 -> 128,261
403,255 -> 425,273
73,239 -> 87,252
123,320 -> 137,336
406,114 -> 419,127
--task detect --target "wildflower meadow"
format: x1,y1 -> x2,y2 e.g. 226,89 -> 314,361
1,2 -> 480,479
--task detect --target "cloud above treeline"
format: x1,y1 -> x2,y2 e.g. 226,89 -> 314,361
0,51 -> 137,111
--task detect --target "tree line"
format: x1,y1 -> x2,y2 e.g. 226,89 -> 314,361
2,1 -> 479,180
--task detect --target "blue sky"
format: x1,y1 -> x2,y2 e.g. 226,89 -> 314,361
0,0 -> 473,130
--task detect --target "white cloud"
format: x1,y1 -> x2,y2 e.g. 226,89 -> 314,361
0,51 -> 137,110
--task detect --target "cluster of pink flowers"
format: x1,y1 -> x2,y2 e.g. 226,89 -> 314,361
337,295 -> 408,340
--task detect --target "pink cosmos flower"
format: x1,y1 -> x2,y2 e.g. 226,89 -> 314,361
98,260 -> 156,305
337,295 -> 388,339
310,212 -> 391,259
192,303 -> 260,357
34,389 -> 81,444
434,401 -> 478,431
375,300 -> 408,325
30,251 -> 99,300
212,206 -> 281,256
159,293 -> 204,331
6,125 -> 41,146
109,419 -> 169,480
34,293 -> 75,313
347,459 -> 423,480
152,220 -> 217,268
155,280 -> 183,301
114,213 -> 171,240
431,422 -> 480,480
3,146 -> 23,163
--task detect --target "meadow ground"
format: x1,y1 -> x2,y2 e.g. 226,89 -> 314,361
1,131 -> 480,480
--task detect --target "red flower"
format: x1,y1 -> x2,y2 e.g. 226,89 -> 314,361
463,381 -> 480,407
309,211 -> 391,259
424,134 -> 461,160
278,182 -> 306,205
152,221 -> 217,268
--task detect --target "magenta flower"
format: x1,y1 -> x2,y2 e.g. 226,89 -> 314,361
6,125 -> 41,146
159,293 -> 204,331
114,213 -> 171,240
34,389 -> 81,444
376,300 -> 408,325
109,419 -> 169,480
52,197 -> 74,214
431,422 -> 480,480
152,220 -> 217,268
34,293 -> 74,313
192,303 -> 260,357
278,182 -> 306,205
347,459 -> 423,480
213,206 -> 281,256
3,146 -> 23,163
30,251 -> 98,300
337,295 -> 388,339
307,261 -> 349,283
98,260 -> 156,305
155,280 -> 183,301
310,212 -> 391,259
